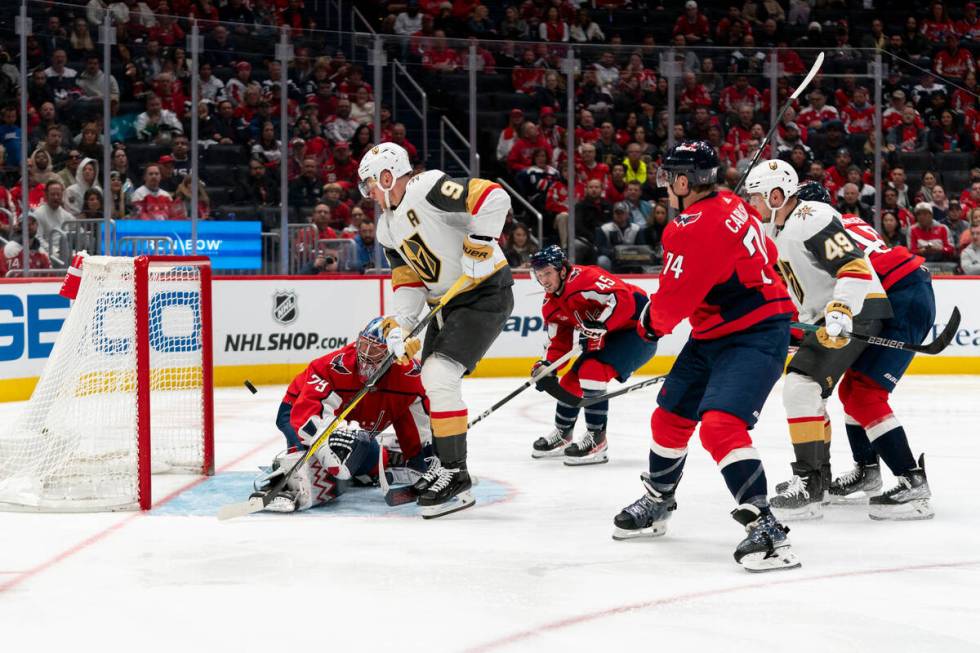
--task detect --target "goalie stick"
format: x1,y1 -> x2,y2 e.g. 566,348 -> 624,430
217,274 -> 476,521
733,51 -> 825,195
792,306 -> 961,355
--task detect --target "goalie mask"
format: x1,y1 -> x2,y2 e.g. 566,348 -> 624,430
356,316 -> 389,380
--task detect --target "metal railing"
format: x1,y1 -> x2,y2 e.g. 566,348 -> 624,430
440,116 -> 479,177
497,177 -> 543,248
5,267 -> 69,278
61,219 -> 116,259
392,60 -> 429,166
352,5 -> 375,35
317,238 -> 360,272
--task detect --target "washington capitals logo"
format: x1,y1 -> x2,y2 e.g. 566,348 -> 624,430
330,352 -> 353,375
675,211 -> 702,226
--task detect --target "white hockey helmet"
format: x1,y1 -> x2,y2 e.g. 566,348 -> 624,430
357,143 -> 412,207
744,159 -> 799,211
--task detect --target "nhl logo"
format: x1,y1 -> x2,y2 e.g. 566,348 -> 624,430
272,290 -> 298,325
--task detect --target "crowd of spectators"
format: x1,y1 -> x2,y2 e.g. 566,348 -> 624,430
5,1 -> 980,275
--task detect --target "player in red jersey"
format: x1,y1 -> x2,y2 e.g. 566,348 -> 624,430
611,141 -> 801,572
255,317 -> 432,512
529,247 -> 657,465
797,182 -> 935,518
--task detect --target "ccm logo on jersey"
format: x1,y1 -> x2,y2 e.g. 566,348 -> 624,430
675,211 -> 702,226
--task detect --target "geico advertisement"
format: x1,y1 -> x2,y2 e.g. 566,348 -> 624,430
212,279 -> 380,365
0,281 -> 69,381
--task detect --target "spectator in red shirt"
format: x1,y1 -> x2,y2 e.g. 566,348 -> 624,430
131,164 -> 176,220
715,5 -> 752,46
1,234 -> 51,276
718,73 -> 762,116
673,0 -> 710,44
575,141 -> 610,188
496,108 -> 525,164
322,142 -> 358,184
934,33 -> 975,80
797,89 -> 839,130
386,123 -> 419,163
841,86 -> 875,134
421,30 -> 460,72
678,71 -> 712,112
575,109 -> 601,144
512,48 -> 544,94
882,187 -> 915,229
882,90 -> 924,132
538,106 -> 564,154
911,201 -> 956,262
507,122 -> 550,173
538,6 -> 569,42
921,1 -> 956,42
725,103 -> 755,154
887,107 -> 928,153
322,183 -> 352,230
956,2 -> 980,40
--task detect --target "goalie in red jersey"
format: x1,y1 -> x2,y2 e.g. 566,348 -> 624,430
611,141 -> 801,572
529,246 -> 657,465
254,317 -> 433,513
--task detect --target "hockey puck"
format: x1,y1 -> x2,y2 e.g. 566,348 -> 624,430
244,380 -> 258,394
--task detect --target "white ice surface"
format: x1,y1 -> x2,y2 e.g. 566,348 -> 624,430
2,376 -> 980,652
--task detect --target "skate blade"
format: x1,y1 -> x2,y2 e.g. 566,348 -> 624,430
771,504 -> 823,522
740,547 -> 801,573
612,523 -> 668,541
531,447 -> 570,459
563,452 -> 609,466
828,491 -> 878,505
420,491 -> 476,519
869,499 -> 934,521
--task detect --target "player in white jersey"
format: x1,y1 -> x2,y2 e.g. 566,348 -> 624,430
357,143 -> 515,518
745,160 -> 896,521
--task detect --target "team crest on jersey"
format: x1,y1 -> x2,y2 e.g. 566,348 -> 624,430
675,211 -> 702,226
400,232 -> 441,283
796,204 -> 814,219
272,291 -> 298,325
331,352 -> 353,376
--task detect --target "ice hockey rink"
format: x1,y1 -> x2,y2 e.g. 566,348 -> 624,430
2,375 -> 979,652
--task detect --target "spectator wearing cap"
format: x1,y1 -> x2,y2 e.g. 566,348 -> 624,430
597,201 -> 645,271
234,157 -> 275,207
539,107 -> 565,153
497,108 -> 525,164
957,2 -> 980,40
673,0 -> 710,45
322,142 -> 358,185
911,202 -> 955,262
841,87 -> 875,134
290,157 -> 325,208
961,223 -> 980,273
882,91 -> 923,133
947,200 -> 970,244
838,183 -> 872,224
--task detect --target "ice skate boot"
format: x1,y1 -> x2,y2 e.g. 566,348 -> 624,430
417,461 -> 475,519
770,464 -> 824,521
531,427 -> 573,459
828,462 -> 882,504
563,429 -> 608,466
731,504 -> 801,573
612,472 -> 677,540
869,454 -> 933,521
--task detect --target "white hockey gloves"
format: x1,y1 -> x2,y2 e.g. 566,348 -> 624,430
817,301 -> 853,349
381,317 -> 421,365
461,235 -> 497,280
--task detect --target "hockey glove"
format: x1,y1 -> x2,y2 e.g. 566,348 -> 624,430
578,320 -> 607,353
381,317 -> 421,365
817,301 -> 852,349
531,359 -> 554,378
461,235 -> 497,280
636,299 -> 660,343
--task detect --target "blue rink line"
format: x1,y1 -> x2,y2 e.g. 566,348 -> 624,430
152,471 -> 512,518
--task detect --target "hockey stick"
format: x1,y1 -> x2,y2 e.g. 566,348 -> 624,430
537,372 -> 668,408
791,306 -> 961,355
468,347 -> 581,429
217,274 -> 476,520
732,51 -> 825,196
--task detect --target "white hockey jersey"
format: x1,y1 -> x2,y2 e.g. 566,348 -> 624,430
378,169 -> 511,328
770,200 -> 891,324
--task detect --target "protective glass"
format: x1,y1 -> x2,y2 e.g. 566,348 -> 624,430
357,175 -> 377,197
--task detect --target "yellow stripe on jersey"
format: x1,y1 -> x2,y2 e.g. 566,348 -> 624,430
391,265 -> 424,290
466,178 -> 502,215
835,258 -> 872,279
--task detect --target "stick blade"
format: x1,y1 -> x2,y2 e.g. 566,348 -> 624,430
923,306 -> 961,354
790,51 -> 825,100
217,496 -> 264,521
384,486 -> 418,506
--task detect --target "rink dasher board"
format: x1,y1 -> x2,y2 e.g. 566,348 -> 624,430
2,274 -> 979,401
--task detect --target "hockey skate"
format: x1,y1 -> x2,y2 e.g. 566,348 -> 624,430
731,504 -> 801,573
417,463 -> 475,519
828,462 -> 882,504
563,430 -> 608,466
612,472 -> 677,540
869,454 -> 933,521
770,464 -> 824,521
531,427 -> 573,459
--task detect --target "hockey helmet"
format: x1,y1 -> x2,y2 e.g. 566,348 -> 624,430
530,244 -> 568,272
356,316 -> 389,380
744,159 -> 799,211
357,143 -> 412,207
657,140 -> 720,188
795,180 -> 832,205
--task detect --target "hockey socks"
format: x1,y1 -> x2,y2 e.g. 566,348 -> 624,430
582,389 -> 608,433
554,399 -> 579,433
844,418 -> 878,466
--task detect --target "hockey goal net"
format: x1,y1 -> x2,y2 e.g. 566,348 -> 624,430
0,256 -> 214,511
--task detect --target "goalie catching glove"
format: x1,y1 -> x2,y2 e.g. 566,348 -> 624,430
817,301 -> 852,349
381,317 -> 421,365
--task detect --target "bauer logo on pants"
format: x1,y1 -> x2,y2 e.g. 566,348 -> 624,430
273,291 -> 298,325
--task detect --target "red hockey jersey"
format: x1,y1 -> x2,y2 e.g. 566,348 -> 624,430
841,214 -> 925,291
647,191 -> 793,340
289,343 -> 430,458
540,265 -> 647,363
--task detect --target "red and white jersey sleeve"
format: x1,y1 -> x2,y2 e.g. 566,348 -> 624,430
648,191 -> 793,339
840,214 -> 925,291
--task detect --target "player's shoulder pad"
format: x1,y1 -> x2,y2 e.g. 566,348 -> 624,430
793,200 -> 840,235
